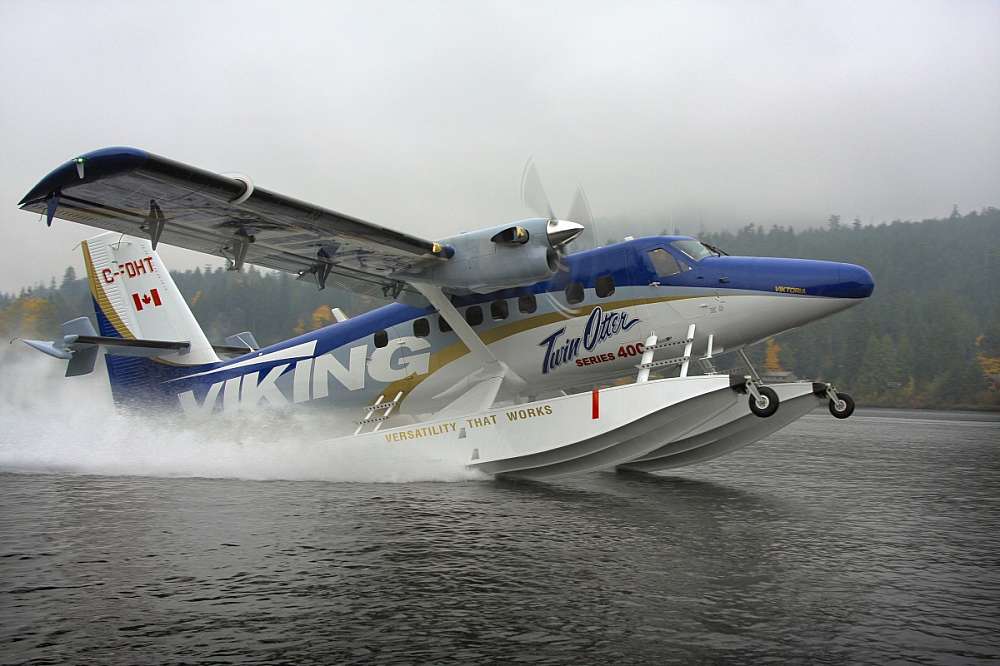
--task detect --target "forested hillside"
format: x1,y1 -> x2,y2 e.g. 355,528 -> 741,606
3,209 -> 998,409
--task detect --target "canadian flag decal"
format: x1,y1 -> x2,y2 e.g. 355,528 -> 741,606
132,288 -> 162,311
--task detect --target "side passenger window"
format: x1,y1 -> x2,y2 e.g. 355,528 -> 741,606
438,315 -> 452,333
518,294 -> 537,314
466,305 -> 483,326
413,318 -> 429,337
491,299 -> 509,320
565,282 -> 584,305
647,249 -> 682,277
595,275 -> 615,298
374,330 -> 389,348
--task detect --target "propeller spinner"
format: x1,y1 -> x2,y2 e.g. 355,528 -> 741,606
520,158 -> 586,262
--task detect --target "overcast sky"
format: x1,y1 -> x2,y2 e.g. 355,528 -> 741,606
1,0 -> 998,291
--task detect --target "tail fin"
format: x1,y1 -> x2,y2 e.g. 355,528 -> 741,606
81,232 -> 219,404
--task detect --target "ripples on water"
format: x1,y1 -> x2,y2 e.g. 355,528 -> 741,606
1,410 -> 998,664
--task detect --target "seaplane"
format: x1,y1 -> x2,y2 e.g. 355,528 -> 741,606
17,147 -> 874,479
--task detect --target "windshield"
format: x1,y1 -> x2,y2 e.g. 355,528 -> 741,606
670,239 -> 721,261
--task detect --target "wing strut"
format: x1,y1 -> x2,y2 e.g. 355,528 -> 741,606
411,282 -> 526,414
412,283 -> 496,367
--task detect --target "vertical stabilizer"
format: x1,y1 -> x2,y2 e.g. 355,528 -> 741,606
81,232 -> 219,404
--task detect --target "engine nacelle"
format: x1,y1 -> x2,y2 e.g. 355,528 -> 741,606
423,218 -> 565,292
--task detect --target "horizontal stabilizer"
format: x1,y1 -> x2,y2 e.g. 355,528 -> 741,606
21,316 -> 106,376
71,335 -> 191,354
22,338 -> 73,360
21,316 -> 253,377
45,334 -> 250,357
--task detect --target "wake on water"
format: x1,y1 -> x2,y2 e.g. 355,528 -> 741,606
0,348 -> 485,483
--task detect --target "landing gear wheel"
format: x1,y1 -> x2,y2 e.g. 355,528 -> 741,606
828,392 -> 855,419
749,386 -> 779,418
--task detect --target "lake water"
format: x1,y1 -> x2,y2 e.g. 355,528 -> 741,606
1,408 -> 998,664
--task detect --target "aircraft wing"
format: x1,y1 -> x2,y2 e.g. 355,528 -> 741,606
18,147 -> 450,297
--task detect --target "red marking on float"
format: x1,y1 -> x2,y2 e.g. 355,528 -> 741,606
591,388 -> 600,419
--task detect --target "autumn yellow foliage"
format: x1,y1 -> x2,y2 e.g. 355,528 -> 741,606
293,305 -> 336,335
764,338 -> 784,373
979,354 -> 1000,376
0,297 -> 57,338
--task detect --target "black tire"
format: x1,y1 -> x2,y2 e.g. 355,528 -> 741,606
828,392 -> 855,419
749,386 -> 780,418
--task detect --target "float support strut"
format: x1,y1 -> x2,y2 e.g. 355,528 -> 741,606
739,348 -> 761,383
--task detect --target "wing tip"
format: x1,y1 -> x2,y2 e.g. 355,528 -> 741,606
18,146 -> 150,206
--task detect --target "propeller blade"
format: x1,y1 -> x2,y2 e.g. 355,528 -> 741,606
567,186 -> 600,252
567,186 -> 594,227
520,157 -> 555,220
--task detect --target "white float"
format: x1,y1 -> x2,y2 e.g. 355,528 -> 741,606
616,382 -> 825,472
337,374 -> 750,480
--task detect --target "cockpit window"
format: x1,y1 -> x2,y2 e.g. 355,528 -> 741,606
647,249 -> 682,277
670,239 -> 719,261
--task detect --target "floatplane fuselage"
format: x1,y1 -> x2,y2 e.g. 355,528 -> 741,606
73,231 -> 873,420
47,228 -> 872,415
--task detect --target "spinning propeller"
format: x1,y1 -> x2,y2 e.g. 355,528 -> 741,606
519,158 -> 586,270
518,158 -> 614,321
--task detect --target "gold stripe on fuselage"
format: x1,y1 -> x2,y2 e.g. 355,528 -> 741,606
382,293 -> 698,402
